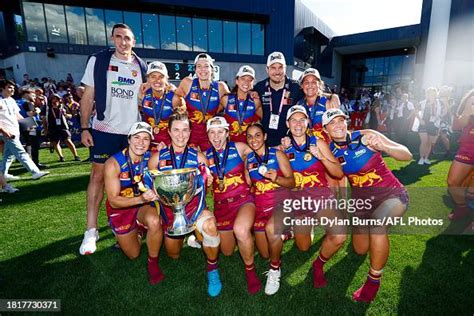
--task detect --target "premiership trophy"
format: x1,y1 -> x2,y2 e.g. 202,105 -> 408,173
150,168 -> 200,236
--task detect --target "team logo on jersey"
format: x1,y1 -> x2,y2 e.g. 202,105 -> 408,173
190,92 -> 200,101
248,162 -> 258,170
287,152 -> 295,161
120,171 -> 130,180
108,65 -> 119,72
131,70 -> 138,77
216,173 -> 244,193
337,156 -> 346,165
294,171 -> 321,188
348,169 -> 382,187
255,180 -> 279,194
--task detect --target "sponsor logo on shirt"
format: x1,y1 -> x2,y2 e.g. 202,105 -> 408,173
354,148 -> 367,158
111,87 -> 135,100
112,76 -> 136,86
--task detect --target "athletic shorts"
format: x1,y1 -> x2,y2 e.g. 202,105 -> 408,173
418,123 -> 439,136
214,194 -> 254,231
91,129 -> 128,164
189,123 -> 211,152
49,129 -> 71,142
106,200 -> 139,235
352,187 -> 409,219
455,146 -> 474,165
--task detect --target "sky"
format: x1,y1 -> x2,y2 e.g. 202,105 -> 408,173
301,0 -> 424,35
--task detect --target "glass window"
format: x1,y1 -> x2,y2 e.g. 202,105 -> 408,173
388,75 -> 401,85
85,8 -> 106,46
160,15 -> 176,50
237,22 -> 251,55
44,4 -> 67,43
365,58 -> 374,76
14,14 -> 26,42
208,19 -> 222,53
124,11 -> 143,48
193,18 -> 207,52
65,6 -> 87,45
142,13 -> 159,49
388,56 -> 402,75
373,57 -> 384,76
251,23 -> 264,55
176,16 -> 192,51
402,54 -> 414,74
23,2 -> 47,42
223,21 -> 237,54
105,10 -> 123,45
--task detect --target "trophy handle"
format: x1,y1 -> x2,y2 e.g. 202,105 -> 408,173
190,172 -> 206,223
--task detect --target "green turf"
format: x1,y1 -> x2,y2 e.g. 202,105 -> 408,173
1,147 -> 473,314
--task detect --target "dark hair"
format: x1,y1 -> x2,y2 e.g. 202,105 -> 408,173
246,122 -> 266,136
167,110 -> 192,130
111,23 -> 133,37
0,79 -> 16,89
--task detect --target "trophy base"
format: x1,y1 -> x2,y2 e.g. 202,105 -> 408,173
167,224 -> 195,237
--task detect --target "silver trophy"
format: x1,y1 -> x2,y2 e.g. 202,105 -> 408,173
150,168 -> 199,236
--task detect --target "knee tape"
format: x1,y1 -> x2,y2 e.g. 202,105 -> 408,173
195,215 -> 220,248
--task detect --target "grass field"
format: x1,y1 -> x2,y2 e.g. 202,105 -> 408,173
1,147 -> 473,314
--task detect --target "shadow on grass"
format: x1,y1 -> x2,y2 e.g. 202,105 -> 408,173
397,223 -> 474,314
392,159 -> 442,186
1,175 -> 90,206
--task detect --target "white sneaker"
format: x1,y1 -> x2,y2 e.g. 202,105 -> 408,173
32,171 -> 50,180
264,268 -> 281,295
186,234 -> 202,249
0,184 -> 19,193
424,158 -> 431,165
418,158 -> 424,165
79,228 -> 99,255
4,174 -> 20,180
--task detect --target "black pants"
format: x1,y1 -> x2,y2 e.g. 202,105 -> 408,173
27,134 -> 41,165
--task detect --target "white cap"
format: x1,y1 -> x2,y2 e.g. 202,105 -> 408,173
236,65 -> 255,79
286,105 -> 308,121
147,61 -> 168,77
128,122 -> 153,138
322,108 -> 348,126
206,116 -> 229,132
267,51 -> 286,67
298,68 -> 321,85
194,53 -> 214,67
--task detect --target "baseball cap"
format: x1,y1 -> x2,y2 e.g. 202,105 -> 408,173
236,65 -> 255,79
322,109 -> 348,126
206,116 -> 229,132
147,61 -> 168,77
298,68 -> 321,85
194,53 -> 214,67
128,122 -> 153,138
286,105 -> 308,121
267,51 -> 286,67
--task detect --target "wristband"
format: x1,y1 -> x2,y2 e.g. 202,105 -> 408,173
81,127 -> 92,133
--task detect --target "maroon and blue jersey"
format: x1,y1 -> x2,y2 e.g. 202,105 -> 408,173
184,78 -> 220,150
296,96 -> 328,140
329,130 -> 402,188
223,94 -> 259,143
112,149 -> 152,198
284,135 -> 329,188
141,88 -> 174,148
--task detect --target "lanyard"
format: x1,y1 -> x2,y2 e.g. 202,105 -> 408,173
253,146 -> 269,166
198,81 -> 212,116
152,90 -> 167,125
236,95 -> 250,126
212,142 -> 230,180
290,134 -> 310,152
169,145 -> 189,169
306,96 -> 320,122
125,149 -> 145,196
268,87 -> 286,115
333,133 -> 364,151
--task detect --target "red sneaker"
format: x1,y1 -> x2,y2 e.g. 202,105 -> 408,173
312,260 -> 327,288
448,205 -> 470,221
352,279 -> 380,302
245,268 -> 262,295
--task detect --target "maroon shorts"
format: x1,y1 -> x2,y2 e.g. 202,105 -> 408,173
455,146 -> 474,165
106,200 -> 139,235
214,194 -> 254,231
353,187 -> 409,219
